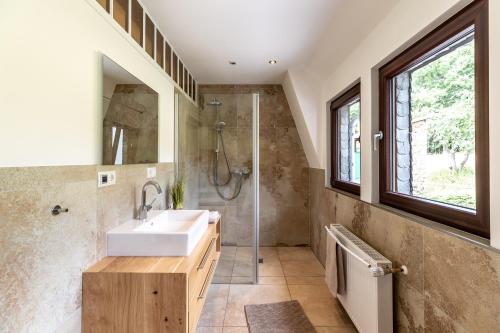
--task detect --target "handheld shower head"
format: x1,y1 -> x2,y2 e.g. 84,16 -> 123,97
215,121 -> 226,132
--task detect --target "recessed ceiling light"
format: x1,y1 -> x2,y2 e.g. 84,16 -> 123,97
229,61 -> 237,65
268,59 -> 278,65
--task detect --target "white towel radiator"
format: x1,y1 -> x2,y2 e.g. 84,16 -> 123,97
325,224 -> 397,333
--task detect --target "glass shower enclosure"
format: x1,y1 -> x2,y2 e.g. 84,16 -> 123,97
176,90 -> 260,284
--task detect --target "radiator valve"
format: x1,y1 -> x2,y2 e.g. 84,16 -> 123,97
370,265 -> 408,277
384,265 -> 408,275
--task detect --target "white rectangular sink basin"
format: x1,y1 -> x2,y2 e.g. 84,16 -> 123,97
107,210 -> 209,256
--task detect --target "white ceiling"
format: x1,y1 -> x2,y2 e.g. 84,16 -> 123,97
141,0 -> 399,84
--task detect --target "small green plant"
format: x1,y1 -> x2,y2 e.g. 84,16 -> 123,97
171,178 -> 185,210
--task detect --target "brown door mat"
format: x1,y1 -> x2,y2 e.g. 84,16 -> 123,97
244,300 -> 316,333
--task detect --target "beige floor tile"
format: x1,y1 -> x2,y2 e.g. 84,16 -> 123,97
224,284 -> 291,326
288,285 -> 352,327
230,276 -> 287,284
286,276 -> 326,285
235,247 -> 253,259
281,260 -> 325,277
258,276 -> 286,285
215,258 -> 235,277
259,256 -> 284,277
232,257 -> 253,277
222,327 -> 249,333
196,327 -> 223,333
213,276 -> 232,284
235,246 -> 278,259
259,247 -> 278,258
198,284 -> 230,327
221,246 -> 237,260
315,326 -> 358,333
230,247 -> 282,279
230,276 -> 254,284
278,246 -> 318,261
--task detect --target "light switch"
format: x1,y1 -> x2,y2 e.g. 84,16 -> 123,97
147,167 -> 157,178
97,171 -> 116,187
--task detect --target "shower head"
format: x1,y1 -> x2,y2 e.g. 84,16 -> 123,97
207,98 -> 222,107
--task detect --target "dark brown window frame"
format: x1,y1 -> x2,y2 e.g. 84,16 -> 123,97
330,82 -> 361,195
378,0 -> 489,238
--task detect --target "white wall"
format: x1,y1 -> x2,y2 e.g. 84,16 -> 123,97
282,70 -> 321,168
488,0 -> 500,248
0,0 -> 177,167
288,0 -> 500,246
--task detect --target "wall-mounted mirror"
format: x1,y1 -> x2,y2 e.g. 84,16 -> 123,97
102,55 -> 158,165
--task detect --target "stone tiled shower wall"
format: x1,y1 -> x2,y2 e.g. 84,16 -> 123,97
0,163 -> 174,332
198,85 -> 310,246
309,168 -> 500,332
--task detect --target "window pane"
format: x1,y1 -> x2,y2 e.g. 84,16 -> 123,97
391,28 -> 475,210
337,98 -> 360,184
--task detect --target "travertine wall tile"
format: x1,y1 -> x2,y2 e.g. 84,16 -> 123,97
308,168 -> 334,264
423,301 -> 468,333
396,280 -> 425,332
363,207 -> 424,293
309,167 -> 500,333
423,228 -> 500,332
0,165 -> 95,191
198,85 -> 309,246
0,166 -> 97,333
333,192 -> 357,231
0,162 -> 174,332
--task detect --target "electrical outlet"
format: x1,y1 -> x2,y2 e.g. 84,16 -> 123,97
147,167 -> 156,178
97,171 -> 116,187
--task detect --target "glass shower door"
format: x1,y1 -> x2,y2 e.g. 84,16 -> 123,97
252,93 -> 260,284
195,89 -> 259,284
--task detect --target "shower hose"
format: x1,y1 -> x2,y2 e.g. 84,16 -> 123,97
213,131 -> 245,201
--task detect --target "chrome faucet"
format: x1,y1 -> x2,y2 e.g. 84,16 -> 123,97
138,180 -> 162,221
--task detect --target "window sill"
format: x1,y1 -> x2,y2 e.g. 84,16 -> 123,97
372,202 -> 495,250
324,186 -> 498,254
325,186 -> 360,200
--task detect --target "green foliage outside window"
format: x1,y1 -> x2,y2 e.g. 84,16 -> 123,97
411,40 -> 475,172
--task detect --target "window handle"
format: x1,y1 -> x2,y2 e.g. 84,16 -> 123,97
373,131 -> 384,151
354,137 -> 361,153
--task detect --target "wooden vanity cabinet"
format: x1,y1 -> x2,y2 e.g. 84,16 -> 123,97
82,220 -> 221,333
